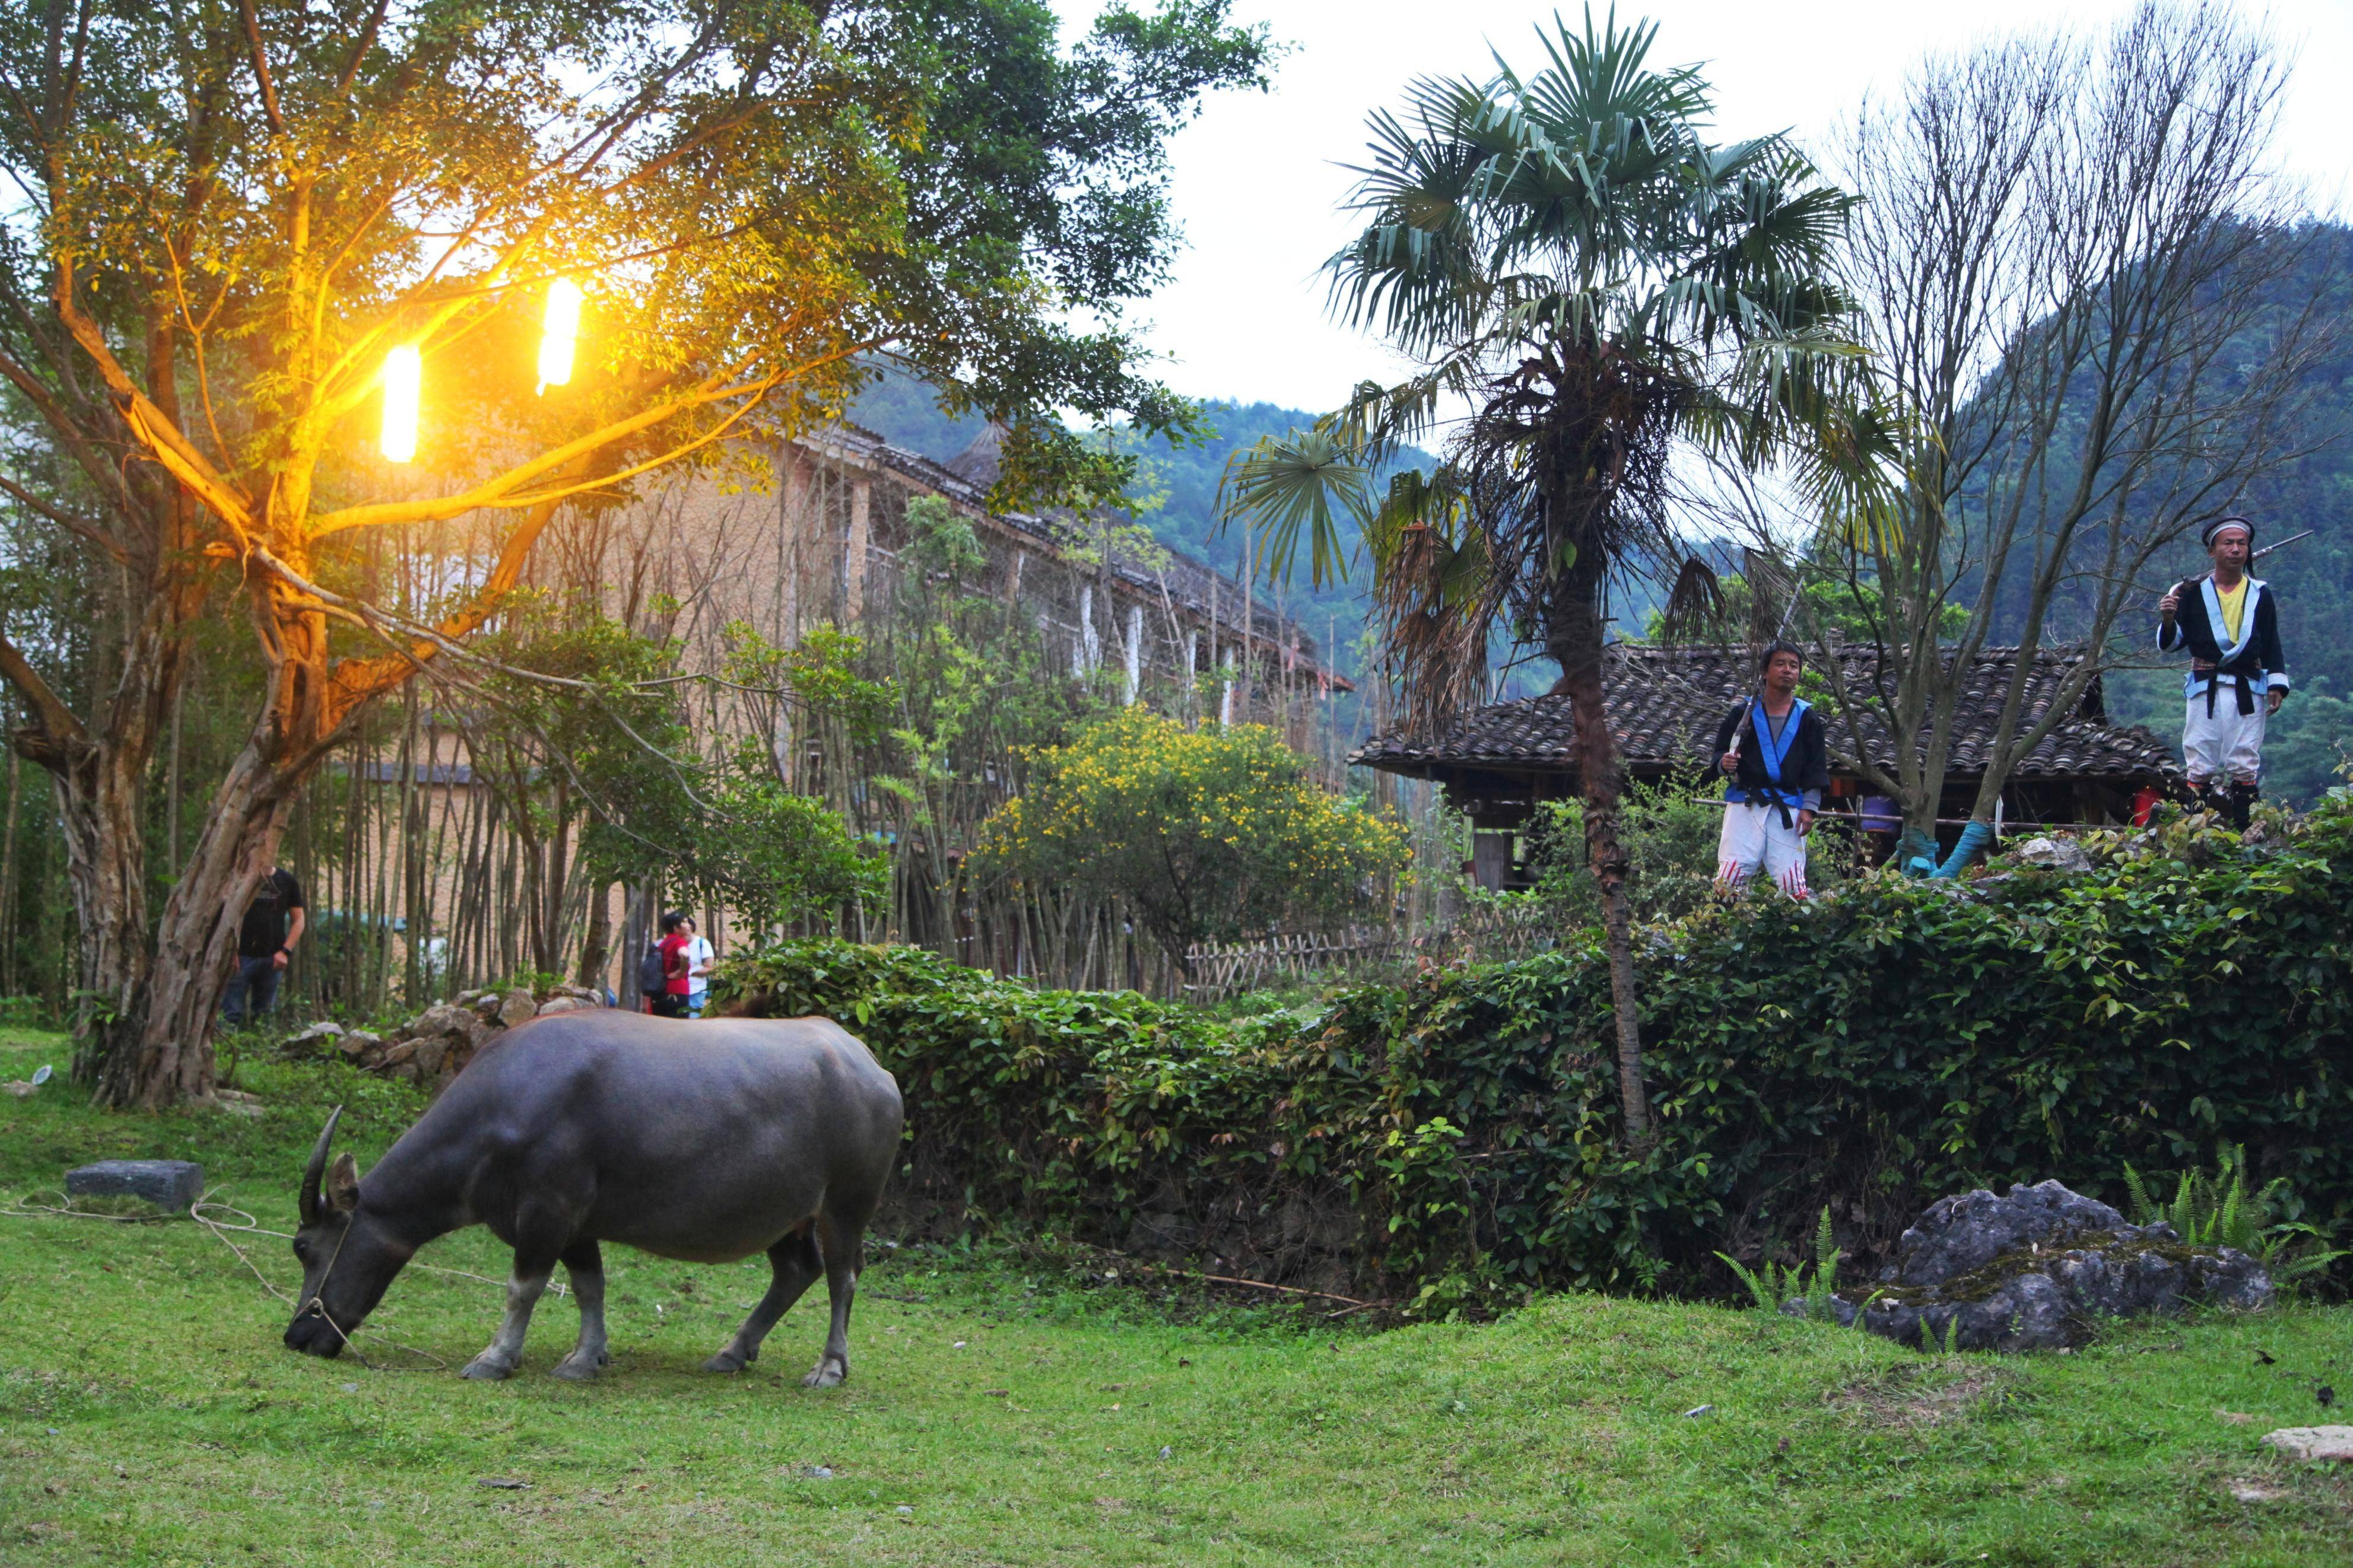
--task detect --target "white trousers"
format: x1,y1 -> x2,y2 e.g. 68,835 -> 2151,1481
1716,802 -> 1809,898
2182,692 -> 2266,785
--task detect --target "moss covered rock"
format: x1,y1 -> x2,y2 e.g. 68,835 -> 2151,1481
1811,1181 -> 2272,1351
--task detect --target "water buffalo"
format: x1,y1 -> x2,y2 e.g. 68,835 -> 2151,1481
281,1012 -> 902,1385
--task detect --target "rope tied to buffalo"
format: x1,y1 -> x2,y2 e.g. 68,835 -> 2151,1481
0,1185 -> 569,1370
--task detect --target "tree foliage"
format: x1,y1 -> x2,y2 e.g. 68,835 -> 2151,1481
700,623 -> 891,924
0,0 -> 1267,1103
972,709 -> 1407,969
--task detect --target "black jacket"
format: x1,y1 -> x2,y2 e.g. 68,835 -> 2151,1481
1710,698 -> 1830,817
2158,575 -> 2288,715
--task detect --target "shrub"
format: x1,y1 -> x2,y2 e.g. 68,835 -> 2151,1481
716,800 -> 2353,1303
971,710 -> 1409,971
1527,772 -> 1867,928
1526,775 -> 1732,927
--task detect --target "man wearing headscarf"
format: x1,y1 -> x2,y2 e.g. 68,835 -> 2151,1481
2158,516 -> 2288,827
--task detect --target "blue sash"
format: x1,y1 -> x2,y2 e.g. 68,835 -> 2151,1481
1726,698 -> 1810,819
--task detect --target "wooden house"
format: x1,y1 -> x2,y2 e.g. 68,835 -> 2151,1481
1352,645 -> 2181,890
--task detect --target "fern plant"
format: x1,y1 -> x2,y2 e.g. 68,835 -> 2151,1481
2123,1143 -> 2347,1287
1915,1312 -> 1964,1355
1719,1207 -> 1854,1322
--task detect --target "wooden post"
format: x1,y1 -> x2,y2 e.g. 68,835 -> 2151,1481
1123,602 -> 1143,703
845,474 -> 871,622
780,444 -> 805,643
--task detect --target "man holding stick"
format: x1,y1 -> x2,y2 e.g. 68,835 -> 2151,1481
1711,642 -> 1831,899
2158,516 -> 2289,828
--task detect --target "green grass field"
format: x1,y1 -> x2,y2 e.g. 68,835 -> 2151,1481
1,1032 -> 2346,1566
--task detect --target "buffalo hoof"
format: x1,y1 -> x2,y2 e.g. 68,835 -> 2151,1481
461,1354 -> 516,1381
551,1351 -> 606,1381
703,1347 -> 753,1374
802,1357 -> 846,1389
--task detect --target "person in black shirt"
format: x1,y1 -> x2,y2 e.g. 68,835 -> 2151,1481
224,867 -> 306,1027
1710,642 -> 1831,898
2157,515 -> 2290,826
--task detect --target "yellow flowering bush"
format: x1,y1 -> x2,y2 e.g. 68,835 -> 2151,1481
971,710 -> 1409,968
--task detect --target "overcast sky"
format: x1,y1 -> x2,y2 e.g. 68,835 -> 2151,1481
1056,0 -> 2353,416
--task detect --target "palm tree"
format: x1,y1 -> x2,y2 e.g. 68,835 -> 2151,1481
1227,12 -> 1869,1145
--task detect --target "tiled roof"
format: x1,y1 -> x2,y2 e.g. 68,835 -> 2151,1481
1351,644 -> 2181,784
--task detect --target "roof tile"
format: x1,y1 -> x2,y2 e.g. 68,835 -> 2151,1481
1351,645 -> 2180,784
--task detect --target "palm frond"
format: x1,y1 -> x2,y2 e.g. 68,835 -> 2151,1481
1654,555 -> 1726,645
1366,464 -> 1495,734
1214,428 -> 1376,589
1307,5 -> 1868,743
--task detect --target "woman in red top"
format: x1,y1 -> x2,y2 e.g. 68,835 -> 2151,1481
654,911 -> 694,1019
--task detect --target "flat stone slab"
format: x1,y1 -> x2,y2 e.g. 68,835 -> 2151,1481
2261,1426 -> 2353,1463
65,1159 -> 203,1213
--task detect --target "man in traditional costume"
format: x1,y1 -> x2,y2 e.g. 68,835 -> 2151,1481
1711,642 -> 1831,898
2158,516 -> 2288,827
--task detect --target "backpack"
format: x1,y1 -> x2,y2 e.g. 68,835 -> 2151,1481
638,940 -> 667,995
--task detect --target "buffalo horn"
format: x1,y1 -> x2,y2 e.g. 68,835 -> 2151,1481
300,1105 -> 344,1227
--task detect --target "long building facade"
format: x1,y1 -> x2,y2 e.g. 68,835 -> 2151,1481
287,422 -> 1354,1014
765,422 -> 1347,714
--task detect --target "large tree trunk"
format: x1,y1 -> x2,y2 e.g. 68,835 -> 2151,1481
80,583 -> 330,1108
576,879 -> 615,993
110,738 -> 304,1106
1549,552 -> 1653,1148
58,743 -> 156,1093
41,575 -> 191,1099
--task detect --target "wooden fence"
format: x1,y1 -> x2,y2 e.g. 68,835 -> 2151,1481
1181,902 -> 1558,1003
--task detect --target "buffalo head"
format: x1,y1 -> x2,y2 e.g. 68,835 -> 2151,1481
282,1107 -> 409,1357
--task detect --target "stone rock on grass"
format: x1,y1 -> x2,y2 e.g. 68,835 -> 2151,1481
1812,1180 -> 2272,1353
66,1160 -> 204,1213
1888,1179 -> 2128,1286
332,983 -> 608,1091
412,1003 -> 488,1045
2262,1426 -> 2353,1463
285,1020 -> 344,1055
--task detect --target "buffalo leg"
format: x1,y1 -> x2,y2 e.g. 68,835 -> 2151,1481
463,1267 -> 553,1380
704,1224 -> 823,1374
463,1218 -> 569,1381
551,1239 -> 609,1381
803,1208 -> 866,1388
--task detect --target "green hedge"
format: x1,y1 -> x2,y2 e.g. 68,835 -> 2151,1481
715,803 -> 2353,1306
